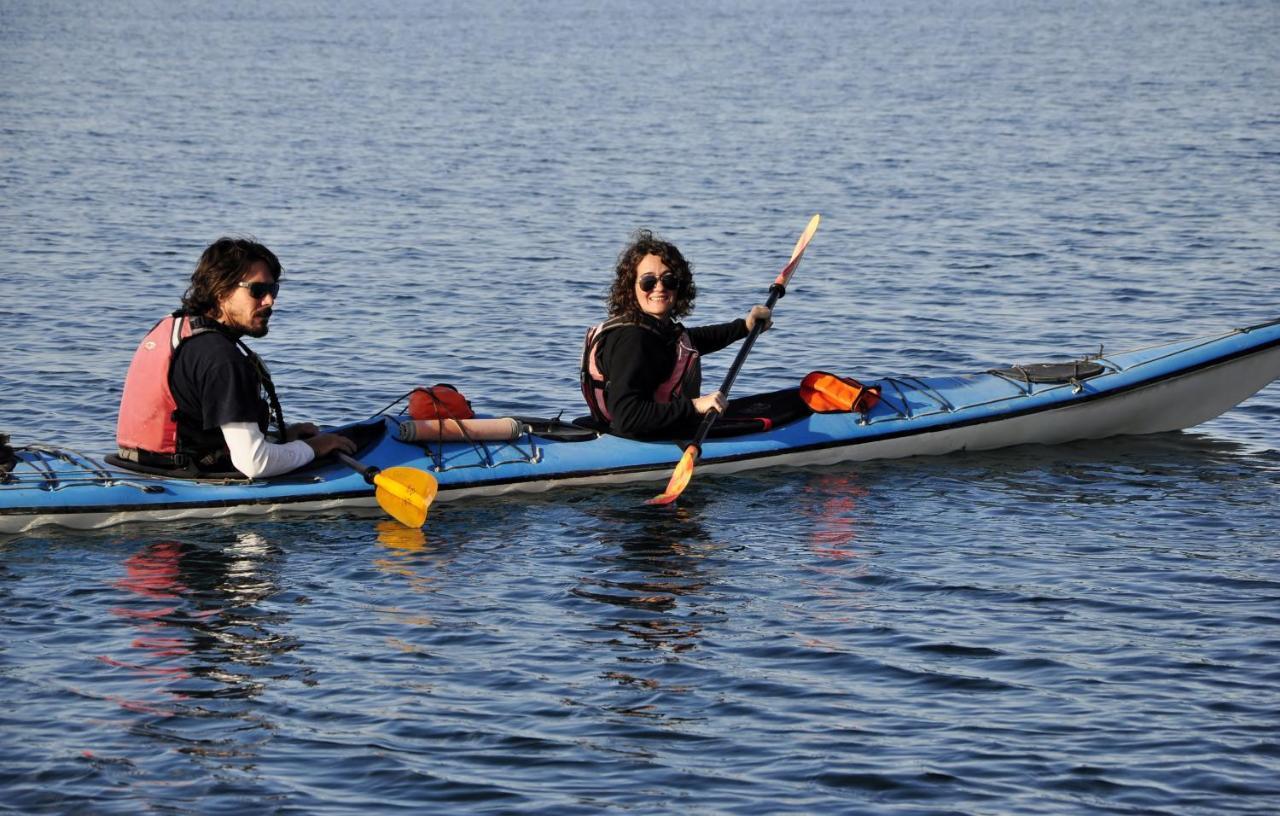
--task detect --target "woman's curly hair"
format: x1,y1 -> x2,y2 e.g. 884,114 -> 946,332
606,229 -> 697,321
182,237 -> 282,318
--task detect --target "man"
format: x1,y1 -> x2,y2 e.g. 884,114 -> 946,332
116,237 -> 356,477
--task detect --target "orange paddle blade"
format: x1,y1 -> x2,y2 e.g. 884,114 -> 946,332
645,446 -> 698,506
372,466 -> 439,528
772,214 -> 820,289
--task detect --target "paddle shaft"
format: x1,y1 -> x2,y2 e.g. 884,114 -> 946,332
687,282 -> 785,452
337,451 -> 379,483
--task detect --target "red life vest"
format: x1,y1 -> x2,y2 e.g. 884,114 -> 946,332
116,313 -> 209,456
580,317 -> 701,424
116,313 -> 284,466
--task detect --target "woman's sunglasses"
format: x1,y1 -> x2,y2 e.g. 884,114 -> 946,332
237,281 -> 280,300
637,272 -> 681,293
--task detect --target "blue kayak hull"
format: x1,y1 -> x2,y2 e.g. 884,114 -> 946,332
4,320 -> 1279,533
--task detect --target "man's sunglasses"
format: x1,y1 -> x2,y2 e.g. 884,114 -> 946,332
638,272 -> 681,293
237,281 -> 280,299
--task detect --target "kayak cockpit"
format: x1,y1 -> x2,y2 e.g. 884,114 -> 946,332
99,416 -> 392,484
569,387 -> 817,443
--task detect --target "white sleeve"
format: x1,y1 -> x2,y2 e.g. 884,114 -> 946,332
220,421 -> 317,478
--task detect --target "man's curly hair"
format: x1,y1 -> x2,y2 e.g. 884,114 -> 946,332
182,237 -> 282,318
606,229 -> 697,322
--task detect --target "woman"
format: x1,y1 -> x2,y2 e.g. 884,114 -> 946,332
581,229 -> 771,438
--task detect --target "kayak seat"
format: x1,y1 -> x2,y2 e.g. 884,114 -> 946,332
989,360 -> 1106,384
573,388 -> 814,441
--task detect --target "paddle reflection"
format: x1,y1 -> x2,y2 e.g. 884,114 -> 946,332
368,520 -> 455,637
375,519 -> 430,553
105,530 -> 298,715
371,519 -> 456,592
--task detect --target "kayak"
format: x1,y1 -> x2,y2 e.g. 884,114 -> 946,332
3,319 -> 1279,534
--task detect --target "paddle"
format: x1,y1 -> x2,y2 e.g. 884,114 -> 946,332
337,452 -> 438,528
646,214 -> 821,506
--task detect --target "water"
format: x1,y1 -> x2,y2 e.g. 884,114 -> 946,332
3,0 -> 1279,812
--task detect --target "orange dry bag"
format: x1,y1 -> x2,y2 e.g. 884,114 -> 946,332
408,384 -> 475,421
799,371 -> 881,414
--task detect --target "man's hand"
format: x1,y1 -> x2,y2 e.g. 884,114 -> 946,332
304,433 -> 358,458
285,422 -> 320,441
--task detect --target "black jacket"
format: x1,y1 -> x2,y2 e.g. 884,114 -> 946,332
597,314 -> 748,438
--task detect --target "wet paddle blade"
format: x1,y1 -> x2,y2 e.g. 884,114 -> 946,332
773,214 -> 820,290
645,446 -> 698,506
372,466 -> 438,528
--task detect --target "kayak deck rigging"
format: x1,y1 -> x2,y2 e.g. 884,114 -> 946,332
3,446 -> 166,493
417,428 -> 544,473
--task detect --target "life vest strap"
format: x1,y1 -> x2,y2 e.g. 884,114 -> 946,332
117,445 -> 191,469
117,444 -> 231,470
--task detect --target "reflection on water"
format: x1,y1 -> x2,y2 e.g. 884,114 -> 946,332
798,471 -> 870,560
102,532 -> 296,716
573,505 -> 725,716
370,520 -> 450,634
576,505 -> 715,637
917,431 -> 1279,518
48,529 -> 306,777
374,520 -> 429,554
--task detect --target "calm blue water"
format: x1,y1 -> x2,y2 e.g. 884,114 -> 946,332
3,0 -> 1280,812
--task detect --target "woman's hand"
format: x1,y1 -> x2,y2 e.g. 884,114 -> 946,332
745,305 -> 773,333
692,391 -> 727,415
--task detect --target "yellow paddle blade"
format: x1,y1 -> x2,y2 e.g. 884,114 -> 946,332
372,466 -> 438,528
645,446 -> 699,506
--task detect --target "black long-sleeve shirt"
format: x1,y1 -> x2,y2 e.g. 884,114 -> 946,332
597,314 -> 749,439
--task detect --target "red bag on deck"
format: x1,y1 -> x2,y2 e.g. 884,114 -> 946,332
799,371 -> 881,414
408,384 -> 475,421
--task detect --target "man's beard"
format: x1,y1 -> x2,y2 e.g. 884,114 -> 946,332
244,309 -> 272,338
